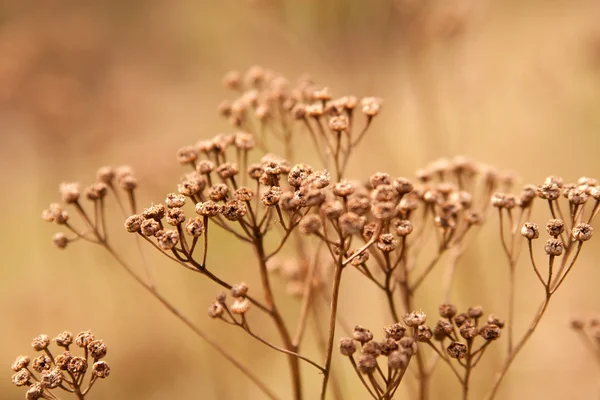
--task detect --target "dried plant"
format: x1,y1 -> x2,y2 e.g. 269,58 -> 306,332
10,331 -> 109,400
30,66 -> 598,400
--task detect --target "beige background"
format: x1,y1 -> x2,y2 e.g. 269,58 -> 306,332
2,0 -> 600,399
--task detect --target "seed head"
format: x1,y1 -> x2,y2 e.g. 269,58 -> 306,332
572,223 -> 593,241
53,331 -> 73,348
32,334 -> 50,351
165,193 -> 186,208
328,115 -> 348,132
156,230 -> 179,250
394,220 -> 413,237
41,367 -> 63,389
41,203 -> 69,225
371,201 -> 397,221
88,340 -> 107,360
93,361 -> 111,379
347,195 -> 371,216
231,298 -> 250,314
369,172 -> 391,188
96,166 -> 115,184
231,282 -> 249,298
333,180 -> 355,197
185,217 -> 205,237
25,383 -> 44,400
176,146 -> 198,165
11,369 -> 30,386
68,356 -> 88,375
357,354 -> 377,374
52,232 -> 69,249
362,341 -> 382,357
454,313 -> 470,327
384,323 -> 406,341
487,315 -> 505,328
417,325 -> 433,342
348,248 -> 370,266
459,322 -> 479,339
339,212 -> 365,237
75,330 -> 95,348
568,188 -> 588,205
404,311 -> 427,327
234,132 -> 255,150
11,355 -> 30,372
446,342 -> 468,359
32,354 -> 51,372
234,187 -> 254,201
544,238 -> 563,256
521,222 -> 540,240
353,326 -> 373,344
208,302 -> 224,318
141,219 -> 161,236
55,352 -> 72,370
433,320 -> 453,340
299,215 -> 322,235
479,324 -> 502,341
439,304 -> 458,319
361,97 -> 382,116
380,338 -> 399,355
217,163 -> 239,180
85,183 -> 108,200
339,338 -> 356,356
59,182 -> 81,203
261,186 -> 283,206
208,183 -> 229,201
467,306 -> 484,319
142,204 -> 166,221
537,183 -> 560,200
221,200 -> 247,221
196,201 -> 221,217
387,351 -> 408,370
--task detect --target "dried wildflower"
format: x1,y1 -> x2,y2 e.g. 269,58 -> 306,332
467,306 -> 484,319
417,325 -> 433,342
231,283 -> 249,298
348,248 -> 370,266
347,195 -> 371,216
388,351 -> 408,370
339,338 -> 356,356
31,334 -> 49,351
371,201 -> 397,220
52,331 -> 73,348
394,220 -> 413,236
208,183 -> 229,201
196,201 -> 221,217
362,341 -> 382,357
96,166 -> 115,184
176,146 -> 198,165
299,215 -> 322,235
404,311 -> 427,327
142,204 -> 166,221
52,232 -> 69,249
454,313 -> 470,327
321,201 -> 344,220
480,324 -> 502,341
447,342 -> 468,359
68,356 -> 88,375
384,323 -> 406,341
572,223 -> 593,241
185,217 -> 205,237
369,172 -> 391,188
217,163 -> 239,180
393,177 -> 413,195
156,230 -> 179,250
165,193 -> 186,208
460,322 -> 479,339
305,170 -> 330,189
59,182 -> 81,203
178,177 -> 204,197
231,298 -> 250,314
439,304 -> 458,319
487,315 -> 505,328
521,222 -> 540,240
537,183 -> 560,200
32,354 -> 51,372
11,369 -> 30,387
166,208 -> 186,226
361,97 -> 382,116
357,353 -> 377,374
353,326 -> 373,344
221,200 -> 247,221
196,159 -> 215,175
380,338 -> 399,356
261,186 -> 283,206
546,219 -> 565,237
208,302 -> 224,318
333,180 -> 355,197
234,187 -> 254,201
329,115 -> 348,132
11,356 -> 30,372
377,233 -> 398,252
86,183 -> 108,200
141,219 -> 161,237
41,367 -> 63,388
234,132 -> 255,150
93,361 -> 111,379
55,352 -> 72,370
75,330 -> 95,348
433,320 -> 453,340
544,238 -> 564,256
568,188 -> 588,205
339,212 -> 365,236
88,340 -> 107,360
25,383 -> 44,400
41,203 -> 69,225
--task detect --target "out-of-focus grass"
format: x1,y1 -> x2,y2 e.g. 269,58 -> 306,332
2,0 -> 600,398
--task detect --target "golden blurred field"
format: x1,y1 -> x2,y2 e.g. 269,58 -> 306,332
2,0 -> 600,399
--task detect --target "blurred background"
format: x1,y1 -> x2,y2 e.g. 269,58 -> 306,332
2,0 -> 600,398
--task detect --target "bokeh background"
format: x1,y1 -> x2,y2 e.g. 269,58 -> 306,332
2,0 -> 600,399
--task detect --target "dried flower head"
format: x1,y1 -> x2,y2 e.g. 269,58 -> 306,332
339,338 -> 356,356
521,222 -> 540,240
31,335 -> 49,351
404,311 -> 427,327
353,326 -> 374,344
572,223 -> 593,241
93,361 -> 111,379
231,298 -> 250,314
447,342 -> 468,359
384,323 -> 406,341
